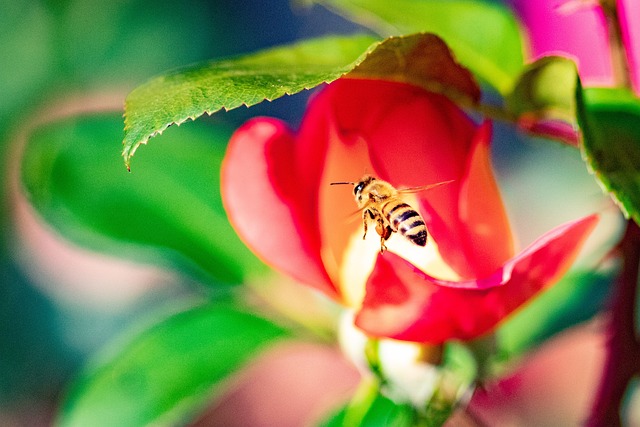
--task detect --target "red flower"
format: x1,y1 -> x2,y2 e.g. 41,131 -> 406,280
221,78 -> 598,343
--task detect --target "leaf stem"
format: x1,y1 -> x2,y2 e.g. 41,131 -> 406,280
586,220 -> 640,426
467,99 -> 518,124
600,0 -> 633,89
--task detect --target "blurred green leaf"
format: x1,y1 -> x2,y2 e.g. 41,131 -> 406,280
320,381 -> 415,427
123,34 -> 378,168
497,270 -> 613,358
506,56 -> 580,145
355,395 -> 415,427
442,342 -> 476,389
578,88 -> 640,225
0,1 -> 53,119
57,303 -> 287,427
313,0 -> 524,94
507,57 -> 578,122
0,0 -> 234,121
21,113 -> 266,285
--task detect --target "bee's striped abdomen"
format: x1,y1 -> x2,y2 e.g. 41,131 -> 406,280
382,200 -> 427,247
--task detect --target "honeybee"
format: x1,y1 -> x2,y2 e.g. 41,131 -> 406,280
331,175 -> 452,253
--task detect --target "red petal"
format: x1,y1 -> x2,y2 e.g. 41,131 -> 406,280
296,82 -> 377,272
221,118 -> 338,299
354,214 -> 599,343
409,121 -> 514,279
340,81 -> 513,279
324,79 -> 496,277
299,79 -> 476,271
364,86 -> 476,188
456,121 -> 514,277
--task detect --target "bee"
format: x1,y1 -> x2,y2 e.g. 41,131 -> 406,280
331,175 -> 452,253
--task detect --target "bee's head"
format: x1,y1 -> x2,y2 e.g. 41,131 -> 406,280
354,175 -> 375,200
330,175 -> 376,203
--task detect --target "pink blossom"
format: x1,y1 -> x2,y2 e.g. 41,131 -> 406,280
509,0 -> 640,95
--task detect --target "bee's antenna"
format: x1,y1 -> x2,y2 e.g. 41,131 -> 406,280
330,181 -> 354,186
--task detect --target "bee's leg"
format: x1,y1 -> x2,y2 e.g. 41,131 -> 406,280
362,209 -> 376,240
382,225 -> 392,241
377,221 -> 392,254
362,209 -> 371,240
379,236 -> 387,254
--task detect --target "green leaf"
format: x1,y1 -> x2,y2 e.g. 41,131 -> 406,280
57,304 -> 287,427
348,32 -> 480,105
356,395 -> 415,427
122,33 -> 481,168
313,0 -> 524,94
21,113 -> 265,285
319,380 -> 415,427
506,56 -> 580,145
123,34 -> 378,168
578,87 -> 640,224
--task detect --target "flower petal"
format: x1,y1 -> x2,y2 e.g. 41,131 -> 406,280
221,118 -> 337,298
508,0 -> 615,87
354,214 -> 599,343
306,80 -> 514,281
350,80 -> 497,279
307,79 -> 477,281
457,121 -> 515,276
297,82 -> 377,280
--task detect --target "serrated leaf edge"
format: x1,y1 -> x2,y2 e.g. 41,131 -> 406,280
121,36 -> 382,170
122,32 -> 482,170
578,87 -> 640,223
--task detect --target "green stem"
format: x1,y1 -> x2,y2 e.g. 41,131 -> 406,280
364,338 -> 385,381
600,0 -> 632,89
342,377 -> 383,427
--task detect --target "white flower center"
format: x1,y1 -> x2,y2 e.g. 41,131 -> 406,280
337,216 -> 460,310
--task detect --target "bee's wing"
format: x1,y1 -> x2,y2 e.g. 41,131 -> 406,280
341,206 -> 365,223
397,179 -> 455,194
343,201 -> 379,223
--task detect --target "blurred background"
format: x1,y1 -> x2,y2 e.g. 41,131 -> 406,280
1,1 -> 363,424
0,0 -> 622,425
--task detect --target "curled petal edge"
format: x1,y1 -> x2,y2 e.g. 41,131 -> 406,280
355,214 -> 599,343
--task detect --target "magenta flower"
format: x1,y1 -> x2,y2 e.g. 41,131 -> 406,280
221,78 -> 598,343
509,0 -> 640,95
